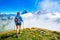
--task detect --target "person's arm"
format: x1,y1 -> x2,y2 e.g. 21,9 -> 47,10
20,16 -> 23,22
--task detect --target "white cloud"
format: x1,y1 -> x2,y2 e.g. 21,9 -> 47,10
21,12 -> 33,18
37,0 -> 60,12
46,12 -> 60,18
20,12 -> 60,32
4,12 -> 60,32
21,12 -> 34,21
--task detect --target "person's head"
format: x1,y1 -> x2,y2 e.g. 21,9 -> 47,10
17,12 -> 20,16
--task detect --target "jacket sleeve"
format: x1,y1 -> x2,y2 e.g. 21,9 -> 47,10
20,16 -> 23,22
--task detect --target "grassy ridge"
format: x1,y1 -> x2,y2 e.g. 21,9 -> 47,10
0,30 -> 16,39
0,28 -> 60,40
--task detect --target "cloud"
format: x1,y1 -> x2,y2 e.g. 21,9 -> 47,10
3,12 -> 60,32
55,18 -> 60,23
20,12 -> 60,31
46,12 -> 60,18
37,0 -> 60,12
21,12 -> 33,19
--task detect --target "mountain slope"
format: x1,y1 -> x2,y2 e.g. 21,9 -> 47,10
0,28 -> 60,40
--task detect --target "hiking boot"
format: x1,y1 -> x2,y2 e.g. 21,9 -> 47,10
16,35 -> 18,38
19,30 -> 21,34
19,30 -> 22,34
18,32 -> 20,34
16,33 -> 18,38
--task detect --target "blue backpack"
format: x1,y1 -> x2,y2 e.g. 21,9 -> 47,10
15,16 -> 23,23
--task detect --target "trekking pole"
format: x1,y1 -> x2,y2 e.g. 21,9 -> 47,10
23,21 -> 24,29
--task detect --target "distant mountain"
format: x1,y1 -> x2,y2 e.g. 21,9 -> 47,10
35,10 -> 46,15
0,14 -> 9,17
34,10 -> 48,15
55,18 -> 60,23
21,10 -> 28,14
7,14 -> 16,16
0,14 -> 16,17
0,14 -> 15,20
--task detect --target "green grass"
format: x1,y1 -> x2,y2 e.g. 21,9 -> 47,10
0,28 -> 60,40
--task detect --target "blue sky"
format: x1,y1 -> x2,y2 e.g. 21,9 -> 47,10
0,0 -> 38,12
0,0 -> 60,13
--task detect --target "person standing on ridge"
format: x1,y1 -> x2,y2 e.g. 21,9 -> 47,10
15,12 -> 23,38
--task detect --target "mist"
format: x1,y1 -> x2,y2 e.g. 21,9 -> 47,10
37,0 -> 60,13
21,0 -> 60,31
21,12 -> 60,32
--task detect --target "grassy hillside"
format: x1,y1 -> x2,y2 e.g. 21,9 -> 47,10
0,28 -> 60,40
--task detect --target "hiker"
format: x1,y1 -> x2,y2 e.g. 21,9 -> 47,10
15,12 -> 23,38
